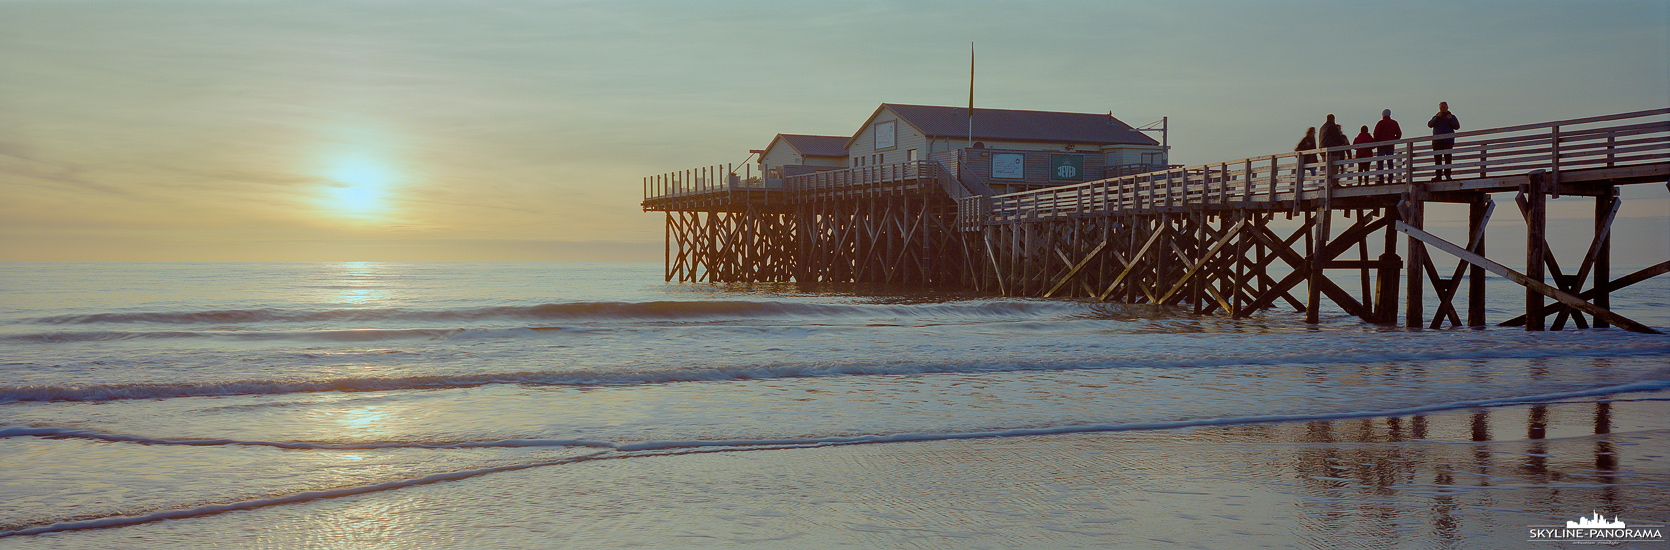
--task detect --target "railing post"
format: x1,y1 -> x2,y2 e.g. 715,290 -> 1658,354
1551,125 -> 1562,197
1403,143 -> 1416,185
1219,163 -> 1229,204
1165,170 -> 1175,209
1294,155 -> 1306,206
1243,159 -> 1254,204
1267,156 -> 1278,202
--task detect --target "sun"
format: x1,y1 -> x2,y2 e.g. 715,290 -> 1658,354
321,156 -> 395,218
331,185 -> 381,214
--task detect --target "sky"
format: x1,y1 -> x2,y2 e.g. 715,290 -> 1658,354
1,0 -> 1667,263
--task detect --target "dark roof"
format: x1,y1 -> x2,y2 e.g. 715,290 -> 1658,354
858,104 -> 1159,147
774,134 -> 849,157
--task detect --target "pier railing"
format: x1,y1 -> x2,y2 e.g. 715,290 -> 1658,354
972,108 -> 1670,224
643,163 -> 773,200
783,160 -> 934,194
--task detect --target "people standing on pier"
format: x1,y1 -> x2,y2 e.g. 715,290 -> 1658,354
1353,125 -> 1376,185
1429,102 -> 1460,180
1373,109 -> 1402,184
1296,127 -> 1318,175
1319,114 -> 1351,178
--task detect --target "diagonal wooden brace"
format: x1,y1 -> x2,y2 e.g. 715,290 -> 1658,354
1098,226 -> 1167,302
1044,237 -> 1111,298
1396,221 -> 1661,334
1158,219 -> 1248,303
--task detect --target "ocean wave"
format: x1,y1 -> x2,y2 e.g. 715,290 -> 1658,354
8,380 -> 1667,451
4,337 -> 1670,403
0,327 -> 519,344
25,300 -> 1091,326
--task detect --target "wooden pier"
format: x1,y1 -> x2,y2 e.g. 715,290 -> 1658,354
644,108 -> 1670,333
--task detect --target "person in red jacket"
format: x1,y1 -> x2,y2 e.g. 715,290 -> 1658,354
1353,125 -> 1376,185
1372,109 -> 1402,183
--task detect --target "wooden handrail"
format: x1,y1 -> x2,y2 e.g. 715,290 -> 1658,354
977,109 -> 1670,221
642,109 -> 1670,217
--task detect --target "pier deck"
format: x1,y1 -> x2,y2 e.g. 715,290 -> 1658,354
644,108 -> 1670,333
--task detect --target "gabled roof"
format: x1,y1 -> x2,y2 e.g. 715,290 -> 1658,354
766,134 -> 849,158
849,104 -> 1160,148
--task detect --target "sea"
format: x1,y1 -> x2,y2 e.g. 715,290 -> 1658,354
2,261 -> 1668,548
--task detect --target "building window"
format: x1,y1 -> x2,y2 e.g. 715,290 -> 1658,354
907,149 -> 918,162
875,120 -> 896,150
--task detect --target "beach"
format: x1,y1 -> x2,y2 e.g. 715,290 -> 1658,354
9,396 -> 1665,549
2,262 -> 1667,548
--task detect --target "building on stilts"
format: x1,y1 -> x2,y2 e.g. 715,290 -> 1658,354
643,105 -> 1670,334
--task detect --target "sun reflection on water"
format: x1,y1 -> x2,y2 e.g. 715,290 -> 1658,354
323,262 -> 391,305
337,405 -> 391,431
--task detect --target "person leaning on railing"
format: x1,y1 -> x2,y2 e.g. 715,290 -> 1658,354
1353,125 -> 1376,185
1319,114 -> 1351,170
1428,102 -> 1460,180
1373,109 -> 1402,184
1295,127 -> 1318,176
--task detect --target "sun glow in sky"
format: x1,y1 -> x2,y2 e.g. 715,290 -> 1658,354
323,156 -> 395,219
0,0 -> 1666,262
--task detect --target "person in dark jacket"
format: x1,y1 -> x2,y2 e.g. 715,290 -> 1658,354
1353,125 -> 1376,185
1372,109 -> 1402,183
1428,102 -> 1460,180
1295,127 -> 1318,175
1319,114 -> 1351,172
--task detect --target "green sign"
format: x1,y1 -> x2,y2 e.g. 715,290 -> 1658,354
1050,154 -> 1083,181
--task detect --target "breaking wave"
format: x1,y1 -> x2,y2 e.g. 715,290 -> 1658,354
26,300 -> 1091,326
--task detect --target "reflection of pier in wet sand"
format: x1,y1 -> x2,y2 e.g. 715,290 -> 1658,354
1108,394 -> 1667,547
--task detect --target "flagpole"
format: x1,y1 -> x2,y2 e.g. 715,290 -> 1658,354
967,41 -> 974,148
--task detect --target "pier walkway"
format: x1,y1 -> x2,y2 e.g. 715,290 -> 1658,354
643,108 -> 1670,333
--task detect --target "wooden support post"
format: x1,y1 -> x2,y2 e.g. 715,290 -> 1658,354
1404,184 -> 1426,328
1306,210 -> 1322,324
1375,251 -> 1401,324
1594,187 -> 1617,328
1192,214 -> 1206,313
1307,163 -> 1335,324
1525,170 -> 1548,331
1374,207 -> 1400,324
1468,197 -> 1489,327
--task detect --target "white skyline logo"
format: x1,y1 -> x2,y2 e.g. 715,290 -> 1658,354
1567,511 -> 1626,529
1530,511 -> 1664,543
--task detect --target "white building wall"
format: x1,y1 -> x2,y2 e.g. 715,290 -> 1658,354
848,107 -> 929,167
759,142 -> 801,178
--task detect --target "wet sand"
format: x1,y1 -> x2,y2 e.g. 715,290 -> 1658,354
17,394 -> 1669,549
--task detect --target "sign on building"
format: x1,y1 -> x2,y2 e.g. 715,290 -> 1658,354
1050,154 -> 1083,182
992,153 -> 1025,179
